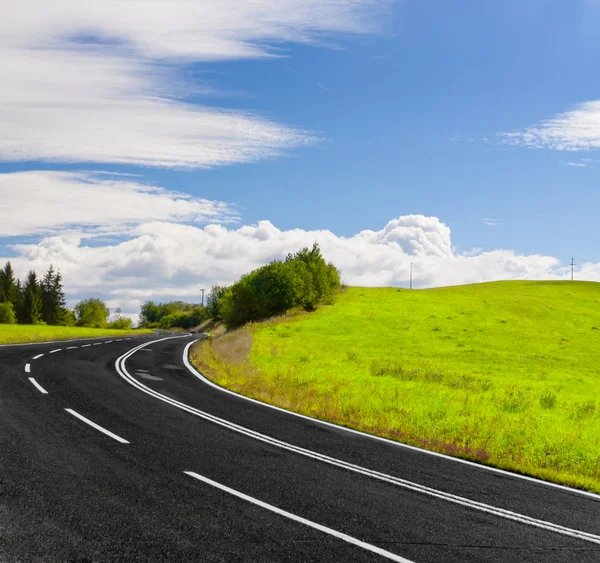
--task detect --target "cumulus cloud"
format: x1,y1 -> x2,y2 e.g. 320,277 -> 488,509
0,0 -> 385,168
503,100 -> 600,151
0,170 -> 238,237
2,214 -> 586,316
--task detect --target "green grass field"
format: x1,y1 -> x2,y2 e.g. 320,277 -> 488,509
0,324 -> 151,344
192,281 -> 600,493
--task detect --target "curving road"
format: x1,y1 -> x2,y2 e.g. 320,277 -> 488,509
1,334 -> 599,562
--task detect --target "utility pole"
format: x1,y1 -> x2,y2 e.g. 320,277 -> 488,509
570,258 -> 575,281
410,262 -> 413,290
200,288 -> 205,307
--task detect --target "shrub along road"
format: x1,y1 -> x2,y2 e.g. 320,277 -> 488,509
0,335 -> 599,561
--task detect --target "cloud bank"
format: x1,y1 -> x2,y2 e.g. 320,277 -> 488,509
0,0 -> 384,168
0,171 -> 237,237
3,211 -> 588,317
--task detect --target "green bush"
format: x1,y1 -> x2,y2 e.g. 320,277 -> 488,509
74,298 -> 109,328
108,317 -> 133,330
218,243 -> 341,329
0,301 -> 16,324
140,301 -> 207,329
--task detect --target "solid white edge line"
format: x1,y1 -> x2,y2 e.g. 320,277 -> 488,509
114,339 -> 600,545
32,354 -> 44,360
28,377 -> 48,394
183,471 -> 413,563
182,340 -> 600,502
65,409 -> 129,444
24,363 -> 30,373
49,349 -> 62,354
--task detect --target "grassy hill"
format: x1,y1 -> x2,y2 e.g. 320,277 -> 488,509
0,324 -> 151,345
192,281 -> 600,492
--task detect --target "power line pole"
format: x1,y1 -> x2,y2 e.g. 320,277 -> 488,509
410,262 -> 413,290
570,258 -> 575,281
200,288 -> 205,307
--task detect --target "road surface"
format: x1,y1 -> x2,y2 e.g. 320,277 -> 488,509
1,334 -> 599,562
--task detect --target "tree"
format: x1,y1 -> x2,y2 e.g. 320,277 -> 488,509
107,308 -> 133,330
0,302 -> 15,324
206,285 -> 228,321
139,300 -> 206,328
61,308 -> 76,327
218,242 -> 341,330
0,262 -> 18,306
74,298 -> 109,328
13,279 -> 24,323
139,301 -> 160,326
109,317 -> 133,330
41,265 -> 66,325
21,271 -> 43,324
52,270 -> 68,325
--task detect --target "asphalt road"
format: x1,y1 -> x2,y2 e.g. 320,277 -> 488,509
1,333 -> 599,562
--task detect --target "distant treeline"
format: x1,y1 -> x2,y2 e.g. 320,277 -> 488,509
139,301 -> 209,329
207,243 -> 341,330
137,244 -> 340,331
0,263 -> 69,326
0,261 -> 131,329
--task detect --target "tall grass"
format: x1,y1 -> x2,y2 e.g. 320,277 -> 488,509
192,281 -> 600,493
0,324 -> 150,344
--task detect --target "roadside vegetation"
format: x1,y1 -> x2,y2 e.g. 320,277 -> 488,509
139,300 -> 209,330
0,324 -> 149,345
0,260 -> 146,342
206,243 -> 340,330
193,280 -> 600,493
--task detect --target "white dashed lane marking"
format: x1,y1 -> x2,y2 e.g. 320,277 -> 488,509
81,344 -> 91,348
49,349 -> 61,354
25,363 -> 31,373
66,346 -> 78,350
32,354 -> 44,360
65,409 -> 129,444
28,378 -> 48,394
184,472 -> 413,563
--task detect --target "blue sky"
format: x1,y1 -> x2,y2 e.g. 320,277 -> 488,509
1,0 -> 599,314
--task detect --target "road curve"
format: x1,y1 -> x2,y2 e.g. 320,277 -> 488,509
0,334 -> 599,562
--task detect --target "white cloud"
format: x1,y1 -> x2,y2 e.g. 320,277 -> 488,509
503,100 -> 600,151
0,170 -> 238,237
0,0 -> 385,168
2,214 -> 589,316
564,161 -> 588,167
482,218 -> 501,227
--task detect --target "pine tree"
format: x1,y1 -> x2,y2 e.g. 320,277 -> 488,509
14,279 -> 24,323
41,265 -> 55,324
22,271 -> 43,325
52,270 -> 67,325
41,265 -> 66,324
0,262 -> 17,306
